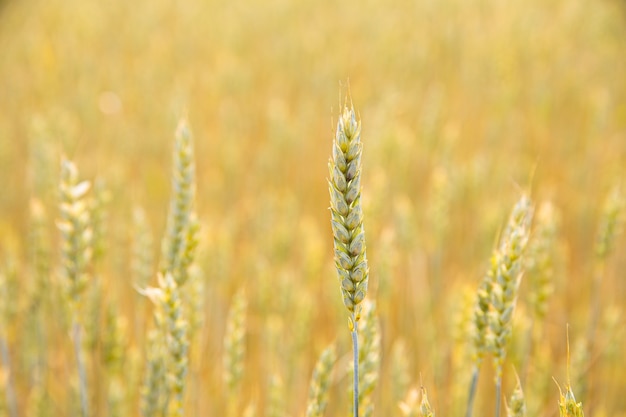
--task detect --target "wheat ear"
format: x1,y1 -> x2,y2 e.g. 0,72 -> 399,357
522,201 -> 559,380
305,345 -> 336,417
490,195 -> 533,417
556,328 -> 584,417
466,251 -> 498,417
505,373 -> 525,417
223,289 -> 247,416
467,195 -> 533,417
356,301 -> 381,417
161,119 -> 196,284
328,98 -> 368,417
140,327 -> 166,417
588,184 -> 624,342
57,158 -> 93,417
419,386 -> 435,417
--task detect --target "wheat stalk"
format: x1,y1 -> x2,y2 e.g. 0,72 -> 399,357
328,97 -> 369,417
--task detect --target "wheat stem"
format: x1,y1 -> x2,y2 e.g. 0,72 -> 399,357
352,326 -> 359,417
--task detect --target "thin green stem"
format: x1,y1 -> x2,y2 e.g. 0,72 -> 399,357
495,378 -> 502,417
466,366 -> 479,417
352,327 -> 359,417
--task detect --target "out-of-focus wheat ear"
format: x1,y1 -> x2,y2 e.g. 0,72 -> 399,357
419,386 -> 435,417
185,264 -> 205,340
522,200 -> 559,381
102,303 -> 128,415
588,184 -> 624,338
223,289 -> 247,416
159,272 -> 189,417
472,254 -> 497,365
490,195 -> 533,417
556,382 -> 585,417
57,158 -> 93,310
57,158 -> 93,417
175,215 -> 200,287
505,373 -> 525,417
140,327 -> 166,417
305,345 -> 336,417
161,119 -> 196,278
358,302 -> 381,417
467,195 -> 533,417
555,326 -> 585,417
526,201 -> 559,322
328,100 -> 369,324
594,184 -> 624,260
399,387 -> 420,417
466,251 -> 498,417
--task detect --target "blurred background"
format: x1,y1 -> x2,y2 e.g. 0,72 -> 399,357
0,0 -> 625,415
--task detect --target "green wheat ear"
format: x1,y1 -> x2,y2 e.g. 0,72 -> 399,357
328,94 -> 370,417
305,345 -> 336,417
328,100 -> 369,327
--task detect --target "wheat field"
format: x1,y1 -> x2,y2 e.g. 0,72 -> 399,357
0,0 -> 625,415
